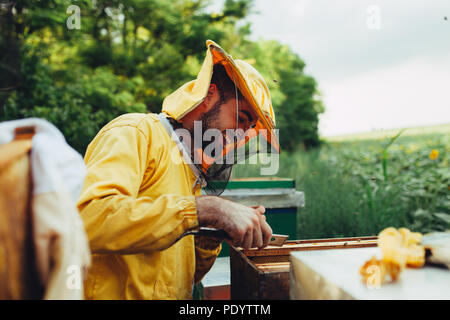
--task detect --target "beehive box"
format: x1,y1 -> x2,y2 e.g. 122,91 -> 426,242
230,236 -> 378,300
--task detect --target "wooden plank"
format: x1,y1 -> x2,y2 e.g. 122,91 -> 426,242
243,237 -> 378,257
283,235 -> 378,244
256,262 -> 290,273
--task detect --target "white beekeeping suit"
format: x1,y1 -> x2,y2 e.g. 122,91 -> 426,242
0,118 -> 91,300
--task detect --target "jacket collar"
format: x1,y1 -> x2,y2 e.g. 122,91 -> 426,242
157,113 -> 207,192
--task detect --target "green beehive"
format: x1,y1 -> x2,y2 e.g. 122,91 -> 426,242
214,178 -> 305,257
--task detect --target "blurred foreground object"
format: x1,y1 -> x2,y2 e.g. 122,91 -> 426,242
0,126 -> 40,299
290,245 -> 450,300
360,227 -> 425,286
0,118 -> 90,300
359,227 -> 450,286
289,231 -> 449,300
422,231 -> 450,269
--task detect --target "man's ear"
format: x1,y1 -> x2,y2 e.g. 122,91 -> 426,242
207,83 -> 218,96
203,83 -> 219,111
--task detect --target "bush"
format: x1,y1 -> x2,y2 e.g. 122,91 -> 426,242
233,132 -> 450,238
3,44 -> 146,154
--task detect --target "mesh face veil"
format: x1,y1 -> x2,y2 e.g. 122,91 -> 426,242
161,40 -> 280,195
194,69 -> 240,196
197,68 -> 269,196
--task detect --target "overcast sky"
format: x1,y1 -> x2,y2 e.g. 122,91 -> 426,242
209,0 -> 450,136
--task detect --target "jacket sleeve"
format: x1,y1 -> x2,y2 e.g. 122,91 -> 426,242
77,125 -> 199,255
194,236 -> 222,284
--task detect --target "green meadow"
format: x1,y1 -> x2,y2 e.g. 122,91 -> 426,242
232,124 -> 450,239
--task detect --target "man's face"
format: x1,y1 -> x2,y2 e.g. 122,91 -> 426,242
198,96 -> 259,163
200,97 -> 258,134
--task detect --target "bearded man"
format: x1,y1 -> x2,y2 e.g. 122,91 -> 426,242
77,40 -> 280,299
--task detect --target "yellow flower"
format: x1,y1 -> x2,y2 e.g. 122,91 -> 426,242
429,149 -> 439,160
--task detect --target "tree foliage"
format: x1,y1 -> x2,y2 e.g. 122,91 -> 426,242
0,0 -> 323,154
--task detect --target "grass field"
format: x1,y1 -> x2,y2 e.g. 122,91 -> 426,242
324,122 -> 450,142
232,124 -> 450,239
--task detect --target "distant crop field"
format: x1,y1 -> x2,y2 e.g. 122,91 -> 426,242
324,123 -> 450,142
233,125 -> 450,239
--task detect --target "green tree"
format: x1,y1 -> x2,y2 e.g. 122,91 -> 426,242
1,0 -> 322,154
1,0 -> 254,153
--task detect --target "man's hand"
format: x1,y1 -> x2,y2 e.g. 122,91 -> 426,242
195,196 -> 273,250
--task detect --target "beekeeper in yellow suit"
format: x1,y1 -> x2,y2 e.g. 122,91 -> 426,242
77,40 -> 280,299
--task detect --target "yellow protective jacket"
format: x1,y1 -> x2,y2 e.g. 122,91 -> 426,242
78,39 -> 278,300
77,113 -> 221,299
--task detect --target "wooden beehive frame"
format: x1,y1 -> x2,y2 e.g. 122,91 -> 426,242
248,236 -> 377,271
230,236 -> 378,299
242,236 -> 378,257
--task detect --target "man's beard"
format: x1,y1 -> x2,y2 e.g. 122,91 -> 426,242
190,99 -> 240,163
199,99 -> 234,186
199,99 -> 223,132
198,99 -> 226,153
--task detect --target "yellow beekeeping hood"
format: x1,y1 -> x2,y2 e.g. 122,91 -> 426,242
162,40 -> 280,155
